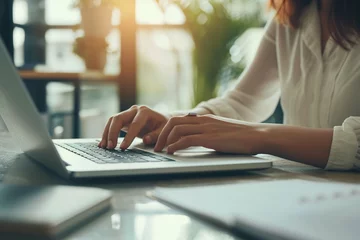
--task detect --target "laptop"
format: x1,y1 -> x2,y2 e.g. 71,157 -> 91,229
0,39 -> 272,179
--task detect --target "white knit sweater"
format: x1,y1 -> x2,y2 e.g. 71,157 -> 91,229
197,1 -> 360,170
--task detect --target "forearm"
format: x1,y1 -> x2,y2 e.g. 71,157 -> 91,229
260,125 -> 334,168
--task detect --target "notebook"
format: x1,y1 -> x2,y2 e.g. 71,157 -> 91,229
0,184 -> 112,238
149,179 -> 360,240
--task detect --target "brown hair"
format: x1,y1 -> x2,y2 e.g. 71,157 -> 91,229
269,0 -> 360,49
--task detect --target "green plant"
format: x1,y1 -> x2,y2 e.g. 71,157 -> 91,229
157,0 -> 263,106
73,36 -> 109,70
73,36 -> 109,58
72,0 -> 121,70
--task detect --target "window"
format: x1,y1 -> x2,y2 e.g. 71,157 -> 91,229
45,0 -> 80,25
13,0 -> 265,138
13,27 -> 25,66
137,28 -> 194,112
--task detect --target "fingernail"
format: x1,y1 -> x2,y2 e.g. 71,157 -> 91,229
107,140 -> 113,149
144,135 -> 152,144
120,140 -> 126,149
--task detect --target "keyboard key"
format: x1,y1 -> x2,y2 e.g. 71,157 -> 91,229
55,143 -> 174,164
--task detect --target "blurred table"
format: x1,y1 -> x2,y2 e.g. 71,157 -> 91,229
1,130 -> 360,240
20,71 -> 119,138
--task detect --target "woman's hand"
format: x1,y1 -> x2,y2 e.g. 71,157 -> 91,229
154,114 -> 267,155
99,105 -> 169,150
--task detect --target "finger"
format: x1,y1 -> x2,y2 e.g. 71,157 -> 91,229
120,111 -> 149,150
167,135 -> 204,154
143,128 -> 162,145
154,117 -> 201,152
99,118 -> 113,148
107,109 -> 137,149
167,124 -> 203,146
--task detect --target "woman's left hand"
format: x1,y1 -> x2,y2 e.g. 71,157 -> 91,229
154,114 -> 267,155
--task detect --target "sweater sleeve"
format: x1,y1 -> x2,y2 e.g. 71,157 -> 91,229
326,117 -> 360,171
196,18 -> 281,122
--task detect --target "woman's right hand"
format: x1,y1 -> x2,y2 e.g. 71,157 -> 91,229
98,105 -> 169,150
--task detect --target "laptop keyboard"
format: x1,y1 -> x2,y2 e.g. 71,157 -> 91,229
56,142 -> 174,164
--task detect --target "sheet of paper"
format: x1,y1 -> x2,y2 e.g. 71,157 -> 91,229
151,180 -> 360,240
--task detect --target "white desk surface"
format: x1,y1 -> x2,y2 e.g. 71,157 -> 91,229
1,130 -> 359,240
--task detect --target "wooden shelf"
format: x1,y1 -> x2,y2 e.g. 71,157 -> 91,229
14,23 -> 186,30
20,70 -> 119,82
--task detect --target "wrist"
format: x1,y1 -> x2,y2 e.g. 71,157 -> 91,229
169,108 -> 212,118
252,124 -> 333,168
252,124 -> 280,155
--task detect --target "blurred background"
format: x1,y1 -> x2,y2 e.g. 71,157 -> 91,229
1,0 -> 279,139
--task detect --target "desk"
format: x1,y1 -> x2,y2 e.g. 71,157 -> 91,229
20,71 -> 119,138
1,130 -> 360,240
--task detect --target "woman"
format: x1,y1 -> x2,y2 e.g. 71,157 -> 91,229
99,0 -> 360,170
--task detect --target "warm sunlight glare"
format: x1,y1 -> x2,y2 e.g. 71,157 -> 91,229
136,0 -> 185,24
